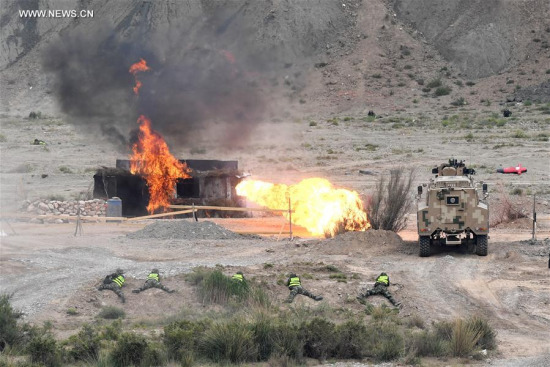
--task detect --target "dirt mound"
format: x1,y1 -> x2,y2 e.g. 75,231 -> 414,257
314,229 -> 403,255
127,220 -> 243,240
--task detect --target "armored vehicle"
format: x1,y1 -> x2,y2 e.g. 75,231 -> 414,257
416,159 -> 489,257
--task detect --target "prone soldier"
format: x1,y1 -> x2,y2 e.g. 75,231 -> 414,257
132,268 -> 175,294
98,268 -> 126,303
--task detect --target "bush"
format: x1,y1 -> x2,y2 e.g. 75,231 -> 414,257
451,97 -> 466,106
308,121 -> 317,127
434,86 -> 452,96
491,185 -> 528,226
163,319 -> 211,360
27,333 -> 61,367
110,332 -> 148,367
0,294 -> 22,351
334,320 -> 368,359
365,321 -> 404,361
407,330 -> 446,357
98,306 -> 125,320
200,319 -> 258,363
449,319 -> 483,357
198,269 -> 250,305
367,167 -> 415,232
65,324 -> 100,362
29,111 -> 42,119
466,316 -> 497,350
300,318 -> 337,360
426,78 -> 442,88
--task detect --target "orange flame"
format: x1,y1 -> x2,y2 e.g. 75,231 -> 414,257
236,178 -> 370,237
129,58 -> 150,95
130,115 -> 190,213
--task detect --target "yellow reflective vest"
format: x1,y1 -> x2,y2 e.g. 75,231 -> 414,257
113,275 -> 125,287
232,273 -> 244,282
288,276 -> 301,287
376,274 -> 389,285
148,273 -> 160,282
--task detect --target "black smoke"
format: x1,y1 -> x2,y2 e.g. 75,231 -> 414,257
42,4 -> 272,150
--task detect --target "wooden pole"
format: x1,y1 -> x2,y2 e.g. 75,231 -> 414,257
127,209 -> 195,221
168,205 -> 293,213
531,194 -> 537,241
288,195 -> 293,241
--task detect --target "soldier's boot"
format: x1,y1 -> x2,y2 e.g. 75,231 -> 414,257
132,289 -> 140,294
168,289 -> 176,293
120,295 -> 126,303
314,296 -> 323,301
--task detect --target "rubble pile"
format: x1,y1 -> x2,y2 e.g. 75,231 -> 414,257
128,220 -> 243,240
22,199 -> 107,218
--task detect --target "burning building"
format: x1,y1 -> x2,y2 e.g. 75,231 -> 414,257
93,159 -> 244,217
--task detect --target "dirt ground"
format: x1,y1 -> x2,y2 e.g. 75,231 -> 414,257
1,104 -> 550,367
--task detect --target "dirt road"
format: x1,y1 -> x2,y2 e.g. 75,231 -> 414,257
1,219 -> 548,363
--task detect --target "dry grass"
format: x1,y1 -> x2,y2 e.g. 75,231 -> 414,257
367,167 -> 415,232
490,184 -> 529,226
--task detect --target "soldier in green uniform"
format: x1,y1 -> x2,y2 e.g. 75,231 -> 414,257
357,272 -> 400,307
232,271 -> 245,282
98,268 -> 126,303
132,268 -> 175,294
284,273 -> 323,303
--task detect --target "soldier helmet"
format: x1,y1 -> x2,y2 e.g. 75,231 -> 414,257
289,272 -> 297,277
116,268 -> 124,274
236,271 -> 243,275
152,268 -> 159,273
380,272 -> 387,276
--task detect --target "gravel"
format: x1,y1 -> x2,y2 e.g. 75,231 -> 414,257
127,219 -> 244,240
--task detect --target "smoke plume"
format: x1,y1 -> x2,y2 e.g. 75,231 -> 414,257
42,5 -> 273,150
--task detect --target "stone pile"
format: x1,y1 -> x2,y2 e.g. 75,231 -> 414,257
22,199 -> 107,218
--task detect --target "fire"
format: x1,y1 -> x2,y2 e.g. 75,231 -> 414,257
130,115 -> 190,213
129,58 -> 150,95
236,178 -> 370,237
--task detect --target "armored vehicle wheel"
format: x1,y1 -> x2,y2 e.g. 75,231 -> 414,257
476,235 -> 488,256
419,236 -> 431,257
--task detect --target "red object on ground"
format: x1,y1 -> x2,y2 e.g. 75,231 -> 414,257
496,164 -> 527,175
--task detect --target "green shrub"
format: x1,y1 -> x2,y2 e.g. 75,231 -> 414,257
200,319 -> 258,363
434,86 -> 452,96
451,97 -> 466,106
407,330 -> 446,357
110,332 -> 148,367
365,321 -> 404,361
308,121 -> 317,127
163,319 -> 209,360
449,319 -> 483,357
329,273 -> 347,282
58,166 -> 73,174
511,130 -> 528,138
322,265 -> 340,272
27,333 -> 61,367
251,313 -> 277,360
198,269 -> 250,305
66,308 -> 78,316
300,318 -> 336,360
466,81 -> 476,86
271,322 -> 303,360
426,78 -> 442,88
466,316 -> 497,350
98,306 -> 125,320
0,294 -> 22,350
372,73 -> 382,79
65,324 -> 100,362
334,320 -> 368,359
29,111 -> 42,119
100,320 -> 122,341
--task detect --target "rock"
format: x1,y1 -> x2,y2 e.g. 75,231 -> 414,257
27,204 -> 35,212
54,219 -> 63,224
38,202 -> 49,211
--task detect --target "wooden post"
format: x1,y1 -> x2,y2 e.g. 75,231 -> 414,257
192,203 -> 198,222
74,207 -> 83,236
531,194 -> 537,241
288,195 -> 293,241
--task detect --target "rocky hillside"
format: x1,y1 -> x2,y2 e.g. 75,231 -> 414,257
1,0 -> 549,122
